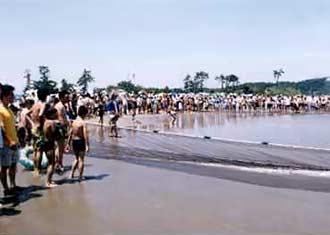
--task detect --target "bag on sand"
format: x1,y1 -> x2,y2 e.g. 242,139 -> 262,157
18,147 -> 48,171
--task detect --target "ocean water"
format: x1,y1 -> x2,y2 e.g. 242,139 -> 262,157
141,112 -> 330,149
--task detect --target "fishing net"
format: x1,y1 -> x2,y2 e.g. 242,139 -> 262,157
88,125 -> 330,171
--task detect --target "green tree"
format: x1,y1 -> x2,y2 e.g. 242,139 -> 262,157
77,69 -> 94,94
117,80 -> 137,93
296,77 -> 330,95
93,87 -> 105,94
33,66 -> 58,94
227,74 -> 239,87
106,85 -> 118,93
163,86 -> 170,93
273,69 -> 285,86
61,79 -> 75,92
183,74 -> 193,92
215,74 -> 226,89
193,71 -> 209,93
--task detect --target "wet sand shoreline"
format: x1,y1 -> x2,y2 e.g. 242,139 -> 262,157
1,152 -> 330,235
1,123 -> 330,234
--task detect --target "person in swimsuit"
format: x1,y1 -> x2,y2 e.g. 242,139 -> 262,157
54,91 -> 70,174
167,108 -> 177,124
42,107 -> 59,188
29,88 -> 48,176
98,101 -> 105,126
67,105 -> 89,180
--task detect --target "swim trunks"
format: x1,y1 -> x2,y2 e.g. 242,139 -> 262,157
40,140 -> 56,152
54,123 -> 68,143
32,126 -> 45,150
72,139 -> 86,153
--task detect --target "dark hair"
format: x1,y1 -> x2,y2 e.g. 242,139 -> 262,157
26,99 -> 35,107
0,84 -> 15,100
53,97 -> 60,105
9,104 -> 19,113
78,105 -> 88,117
37,88 -> 48,102
59,90 -> 69,99
44,107 -> 57,120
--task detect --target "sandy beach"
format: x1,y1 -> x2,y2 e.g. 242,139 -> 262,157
1,124 -> 330,235
2,0 -> 330,233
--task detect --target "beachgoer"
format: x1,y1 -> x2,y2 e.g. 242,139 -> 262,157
167,108 -> 177,124
0,84 -> 21,196
54,91 -> 70,173
17,99 -> 34,148
30,88 -> 48,176
98,101 -> 105,126
42,107 -> 60,188
67,105 -> 89,180
0,84 -> 3,199
106,95 -> 120,137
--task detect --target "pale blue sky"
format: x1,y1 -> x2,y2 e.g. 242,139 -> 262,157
1,0 -> 329,92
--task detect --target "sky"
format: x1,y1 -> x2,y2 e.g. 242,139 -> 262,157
0,0 -> 330,92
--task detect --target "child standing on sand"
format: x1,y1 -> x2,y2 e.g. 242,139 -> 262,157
67,106 -> 89,180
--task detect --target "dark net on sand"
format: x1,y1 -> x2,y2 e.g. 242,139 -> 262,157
89,126 -> 330,171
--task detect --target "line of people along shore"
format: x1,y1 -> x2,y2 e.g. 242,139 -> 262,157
25,90 -> 330,123
22,89 -> 330,127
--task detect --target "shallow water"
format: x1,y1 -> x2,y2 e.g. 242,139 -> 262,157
136,112 -> 330,149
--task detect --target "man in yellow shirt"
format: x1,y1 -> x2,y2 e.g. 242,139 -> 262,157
0,84 -> 3,149
0,84 -> 21,196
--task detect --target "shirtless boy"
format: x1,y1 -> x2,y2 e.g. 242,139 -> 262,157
42,108 -> 58,188
67,105 -> 89,180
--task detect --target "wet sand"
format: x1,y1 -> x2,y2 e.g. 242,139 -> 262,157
1,125 -> 330,234
2,156 -> 330,235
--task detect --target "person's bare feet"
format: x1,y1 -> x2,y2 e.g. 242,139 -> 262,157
33,170 -> 40,177
45,182 -> 58,188
78,176 -> 86,181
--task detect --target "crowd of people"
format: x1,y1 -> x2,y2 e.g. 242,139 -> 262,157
48,91 -> 330,122
2,83 -> 330,197
0,84 -> 93,198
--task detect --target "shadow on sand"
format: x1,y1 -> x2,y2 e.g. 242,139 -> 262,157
21,164 -> 94,175
0,185 -> 46,216
0,173 -> 109,217
54,174 -> 110,185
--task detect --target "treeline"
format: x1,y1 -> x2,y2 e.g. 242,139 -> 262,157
105,81 -> 184,94
109,75 -> 330,96
22,66 -> 330,96
24,66 -> 95,95
230,77 -> 330,96
106,71 -> 241,94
